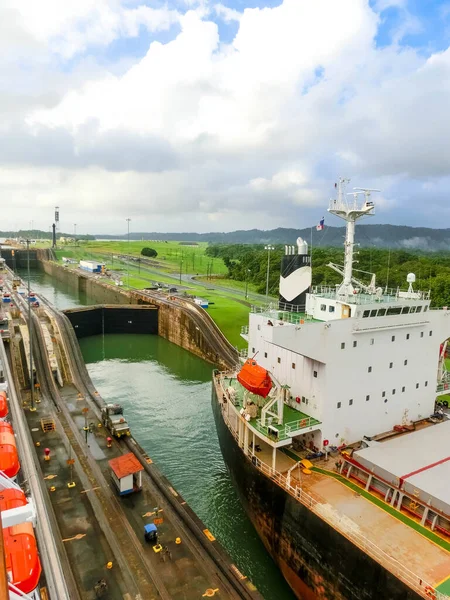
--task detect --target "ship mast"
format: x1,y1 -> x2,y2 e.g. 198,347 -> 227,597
328,178 -> 379,301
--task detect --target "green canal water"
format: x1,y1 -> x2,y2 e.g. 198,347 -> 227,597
25,269 -> 295,600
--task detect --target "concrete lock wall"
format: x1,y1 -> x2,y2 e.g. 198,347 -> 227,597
39,260 -> 235,369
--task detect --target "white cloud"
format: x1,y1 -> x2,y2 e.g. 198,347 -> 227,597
2,0 -> 450,233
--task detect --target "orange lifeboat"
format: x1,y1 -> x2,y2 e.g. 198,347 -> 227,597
237,359 -> 272,398
0,391 -> 8,418
0,488 -> 41,594
0,422 -> 20,478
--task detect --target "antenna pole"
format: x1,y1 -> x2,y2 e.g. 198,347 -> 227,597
327,179 -> 378,301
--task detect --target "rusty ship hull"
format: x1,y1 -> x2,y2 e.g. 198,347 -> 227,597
212,383 -> 422,600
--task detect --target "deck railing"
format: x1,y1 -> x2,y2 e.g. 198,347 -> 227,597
213,380 -> 445,600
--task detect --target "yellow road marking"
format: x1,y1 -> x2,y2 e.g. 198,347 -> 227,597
62,533 -> 86,542
80,486 -> 100,494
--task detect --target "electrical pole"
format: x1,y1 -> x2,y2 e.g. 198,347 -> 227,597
126,218 -> 131,288
264,245 -> 274,302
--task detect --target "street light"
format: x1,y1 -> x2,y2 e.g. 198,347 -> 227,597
26,239 -> 35,411
245,268 -> 251,299
126,218 -> 131,288
264,245 -> 275,301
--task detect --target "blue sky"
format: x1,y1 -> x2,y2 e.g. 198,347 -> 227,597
2,0 -> 450,234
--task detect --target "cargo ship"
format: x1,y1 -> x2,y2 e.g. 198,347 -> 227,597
212,179 -> 450,599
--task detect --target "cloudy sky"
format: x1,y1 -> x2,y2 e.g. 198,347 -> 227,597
2,0 -> 450,235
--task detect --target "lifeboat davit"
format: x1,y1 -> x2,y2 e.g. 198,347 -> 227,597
0,488 -> 41,594
0,422 -> 20,478
0,391 -> 8,418
237,359 -> 272,398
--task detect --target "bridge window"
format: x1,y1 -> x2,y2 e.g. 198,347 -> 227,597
406,333 -> 410,340
391,335 -> 395,342
370,338 -> 374,345
401,307 -> 409,314
424,305 -> 428,312
429,331 -> 433,337
341,342 -> 345,349
320,304 -> 326,311
378,308 -> 386,316
363,310 -> 370,317
353,341 -> 357,348
387,307 -> 402,316
370,309 -> 377,317
417,306 -> 423,313
313,370 -> 317,378
329,306 -> 335,313
382,391 -> 386,397
337,402 -> 341,409
420,332 -> 424,338
392,389 -> 396,395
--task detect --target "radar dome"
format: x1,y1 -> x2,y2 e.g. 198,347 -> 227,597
406,273 -> 416,283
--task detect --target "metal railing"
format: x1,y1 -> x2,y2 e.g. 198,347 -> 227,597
253,416 -> 318,440
313,286 -> 431,305
214,389 -> 445,600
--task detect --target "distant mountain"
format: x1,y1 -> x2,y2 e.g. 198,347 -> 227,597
96,224 -> 450,251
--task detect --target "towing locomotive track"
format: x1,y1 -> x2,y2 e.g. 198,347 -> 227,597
7,266 -> 261,600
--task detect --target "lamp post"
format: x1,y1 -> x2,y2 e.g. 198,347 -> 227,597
26,240 -> 35,411
126,218 -> 131,288
245,268 -> 251,299
264,245 -> 274,302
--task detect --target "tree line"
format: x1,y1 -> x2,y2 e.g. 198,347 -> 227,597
206,244 -> 450,306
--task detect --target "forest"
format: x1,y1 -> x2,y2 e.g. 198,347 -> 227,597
205,244 -> 450,307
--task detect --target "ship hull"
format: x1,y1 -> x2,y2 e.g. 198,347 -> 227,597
212,383 -> 421,600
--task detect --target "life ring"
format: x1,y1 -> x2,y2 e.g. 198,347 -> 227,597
425,586 -> 436,599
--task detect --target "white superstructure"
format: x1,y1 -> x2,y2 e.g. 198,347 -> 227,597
245,180 -> 450,447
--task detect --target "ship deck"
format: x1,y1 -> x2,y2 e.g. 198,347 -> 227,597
277,446 -> 450,594
225,377 -> 321,440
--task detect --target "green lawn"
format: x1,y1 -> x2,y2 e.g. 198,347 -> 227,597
80,240 -> 229,277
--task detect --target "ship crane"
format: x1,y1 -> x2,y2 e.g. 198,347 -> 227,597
328,180 -> 380,301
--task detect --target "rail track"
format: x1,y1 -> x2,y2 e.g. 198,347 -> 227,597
10,275 -> 261,600
42,293 -> 262,600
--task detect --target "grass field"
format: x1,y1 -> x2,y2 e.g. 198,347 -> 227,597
81,240 -> 229,276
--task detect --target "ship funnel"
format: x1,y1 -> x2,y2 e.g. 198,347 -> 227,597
296,237 -> 308,255
279,238 -> 312,310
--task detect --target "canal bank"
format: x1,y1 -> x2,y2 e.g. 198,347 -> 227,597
21,268 -> 295,600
